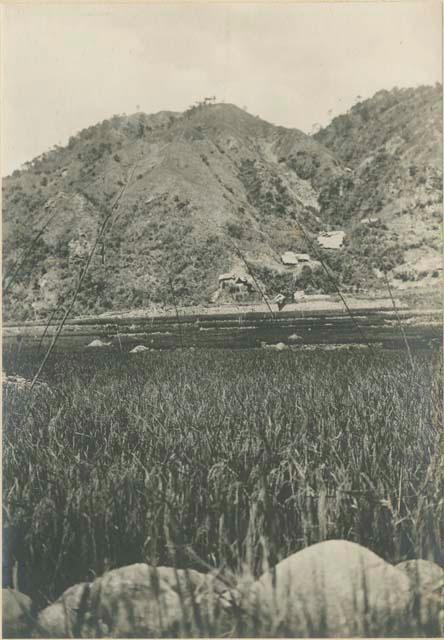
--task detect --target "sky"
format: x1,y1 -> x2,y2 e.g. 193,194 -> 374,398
1,1 -> 442,176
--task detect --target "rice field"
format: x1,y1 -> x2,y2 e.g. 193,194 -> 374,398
3,344 -> 443,621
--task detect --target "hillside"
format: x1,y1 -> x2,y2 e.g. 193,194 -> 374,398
314,84 -> 442,286
2,86 -> 442,321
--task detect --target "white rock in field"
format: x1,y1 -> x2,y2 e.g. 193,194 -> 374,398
155,566 -> 239,610
251,540 -> 411,637
2,588 -> 35,638
86,339 -> 111,348
396,559 -> 444,630
2,372 -> 51,393
89,564 -> 180,637
129,345 -> 149,353
396,559 -> 444,592
153,566 -> 213,595
37,583 -> 91,638
261,342 -> 288,351
37,564 -> 234,638
93,563 -> 239,637
288,333 -> 303,342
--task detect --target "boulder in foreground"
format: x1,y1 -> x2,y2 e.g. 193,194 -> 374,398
251,539 -> 411,637
396,558 -> 443,592
2,589 -> 34,638
396,559 -> 443,633
37,564 -> 233,638
37,582 -> 91,638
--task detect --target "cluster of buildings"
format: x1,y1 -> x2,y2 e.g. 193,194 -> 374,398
213,228 -> 346,308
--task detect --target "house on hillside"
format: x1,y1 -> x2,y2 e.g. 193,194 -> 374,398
211,271 -> 257,304
281,251 -> 311,265
218,272 -> 255,293
317,230 -> 345,250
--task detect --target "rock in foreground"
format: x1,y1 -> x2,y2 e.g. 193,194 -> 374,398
37,564 -> 233,638
32,549 -> 444,637
37,583 -> 91,638
251,539 -> 411,637
396,559 -> 443,592
396,559 -> 443,633
2,589 -> 34,639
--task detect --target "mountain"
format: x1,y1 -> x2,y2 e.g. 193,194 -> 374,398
314,84 -> 442,284
2,86 -> 442,321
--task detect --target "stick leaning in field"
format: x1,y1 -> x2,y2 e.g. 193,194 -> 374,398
30,164 -> 138,391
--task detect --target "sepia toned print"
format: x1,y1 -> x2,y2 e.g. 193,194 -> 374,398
2,1 -> 443,637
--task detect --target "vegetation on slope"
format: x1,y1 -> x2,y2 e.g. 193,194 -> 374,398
2,105 -> 333,320
315,85 -> 442,167
313,85 -> 442,284
2,86 -> 442,321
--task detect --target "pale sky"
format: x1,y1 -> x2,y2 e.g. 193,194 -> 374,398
1,1 -> 442,176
